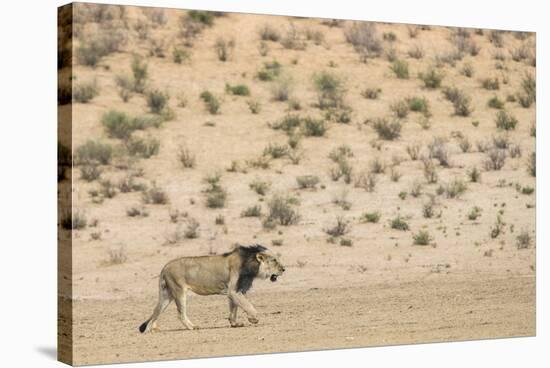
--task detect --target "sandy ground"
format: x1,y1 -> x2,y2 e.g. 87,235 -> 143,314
72,275 -> 534,365
59,4 -> 536,366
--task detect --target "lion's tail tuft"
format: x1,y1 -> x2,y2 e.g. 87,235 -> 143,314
139,319 -> 150,333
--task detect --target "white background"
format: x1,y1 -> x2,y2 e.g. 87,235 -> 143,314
0,0 -> 546,366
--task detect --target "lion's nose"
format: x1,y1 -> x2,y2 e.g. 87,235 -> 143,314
282,267 -> 286,272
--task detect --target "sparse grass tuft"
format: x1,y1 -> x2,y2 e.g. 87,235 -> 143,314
296,175 -> 320,189
371,118 -> 402,140
200,90 -> 221,114
412,230 -> 433,245
241,205 -> 262,218
361,211 -> 381,223
177,145 -> 196,168
225,83 -> 250,96
390,59 -> 409,79
390,215 -> 409,231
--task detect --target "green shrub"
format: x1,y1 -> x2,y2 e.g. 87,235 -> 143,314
412,230 -> 432,245
225,83 -> 250,96
256,60 -> 282,81
241,205 -> 262,217
361,211 -> 381,223
203,173 -> 227,208
101,110 -> 161,140
468,206 -> 482,220
313,71 -> 346,109
146,89 -> 169,114
80,165 -> 102,182
101,110 -> 133,139
296,175 -> 320,189
270,114 -> 301,133
418,67 -> 444,88
249,179 -> 271,196
126,136 -> 160,158
445,178 -> 468,198
263,143 -> 289,159
407,96 -> 430,116
372,118 -> 401,140
390,59 -> 409,79
73,80 -> 99,103
131,56 -> 148,93
199,90 -> 221,114
76,30 -> 126,67
187,10 -> 214,26
516,230 -> 532,249
172,47 -> 190,64
495,110 -> 518,131
75,140 -> 113,165
301,117 -> 327,137
390,215 -> 409,231
481,77 -> 500,90
527,152 -> 536,177
487,95 -> 504,109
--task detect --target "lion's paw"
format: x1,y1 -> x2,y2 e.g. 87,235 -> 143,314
248,316 -> 259,324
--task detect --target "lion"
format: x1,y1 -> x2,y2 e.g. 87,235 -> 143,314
139,244 -> 285,333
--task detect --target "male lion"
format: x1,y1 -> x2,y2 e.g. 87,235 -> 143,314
139,244 -> 285,333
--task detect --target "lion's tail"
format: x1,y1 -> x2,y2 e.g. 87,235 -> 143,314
139,272 -> 169,334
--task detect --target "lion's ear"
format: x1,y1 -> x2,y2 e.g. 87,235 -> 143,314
256,253 -> 266,263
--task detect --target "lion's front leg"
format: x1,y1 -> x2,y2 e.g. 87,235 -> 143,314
229,291 -> 259,325
227,298 -> 243,327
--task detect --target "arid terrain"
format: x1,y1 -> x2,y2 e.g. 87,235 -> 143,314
58,3 -> 536,366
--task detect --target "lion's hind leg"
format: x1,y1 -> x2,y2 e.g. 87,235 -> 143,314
139,277 -> 172,333
175,288 -> 195,330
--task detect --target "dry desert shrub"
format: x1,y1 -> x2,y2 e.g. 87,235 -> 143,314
75,140 -> 113,165
296,175 -> 320,189
344,22 -> 383,61
418,67 -> 444,89
203,173 -> 227,208
258,24 -> 280,41
142,183 -> 169,205
263,194 -> 300,228
324,216 -> 351,237
177,145 -> 196,169
313,71 -> 346,110
215,37 -> 236,62
73,79 -> 99,103
371,118 -> 402,140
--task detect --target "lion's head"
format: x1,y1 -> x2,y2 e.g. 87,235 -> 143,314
256,251 -> 285,282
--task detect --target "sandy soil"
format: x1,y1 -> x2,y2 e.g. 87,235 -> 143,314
72,275 -> 534,365
59,3 -> 536,366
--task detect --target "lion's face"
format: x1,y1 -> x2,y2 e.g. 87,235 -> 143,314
256,252 -> 285,282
